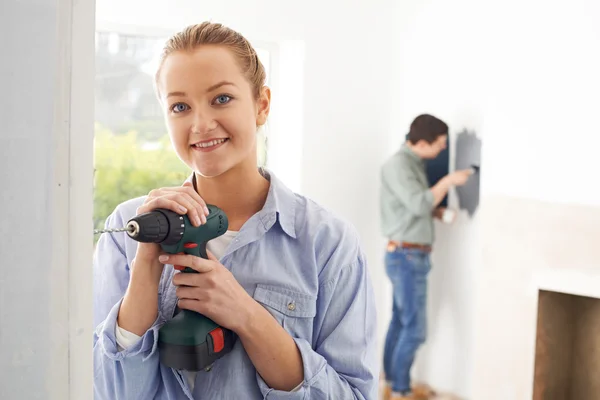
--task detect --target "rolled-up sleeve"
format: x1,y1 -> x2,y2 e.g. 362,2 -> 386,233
255,251 -> 379,400
382,158 -> 434,217
92,210 -> 164,400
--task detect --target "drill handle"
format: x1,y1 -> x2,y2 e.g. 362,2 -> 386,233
176,242 -> 208,273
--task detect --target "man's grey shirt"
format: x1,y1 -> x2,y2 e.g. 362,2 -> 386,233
380,144 -> 435,245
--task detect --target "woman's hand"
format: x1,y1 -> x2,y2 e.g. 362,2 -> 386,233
118,181 -> 210,336
134,181 -> 210,270
161,250 -> 257,333
164,252 -> 305,391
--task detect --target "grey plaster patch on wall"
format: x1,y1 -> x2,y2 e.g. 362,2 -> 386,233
455,129 -> 482,216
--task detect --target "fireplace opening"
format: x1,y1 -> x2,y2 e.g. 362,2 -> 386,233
533,289 -> 600,400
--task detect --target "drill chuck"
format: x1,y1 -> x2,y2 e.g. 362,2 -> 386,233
126,209 -> 185,245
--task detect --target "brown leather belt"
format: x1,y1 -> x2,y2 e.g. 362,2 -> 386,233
387,240 -> 431,253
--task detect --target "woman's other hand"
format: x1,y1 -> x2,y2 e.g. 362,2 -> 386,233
162,250 -> 257,333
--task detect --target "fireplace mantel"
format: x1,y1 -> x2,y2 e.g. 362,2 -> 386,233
531,267 -> 600,300
471,193 -> 600,400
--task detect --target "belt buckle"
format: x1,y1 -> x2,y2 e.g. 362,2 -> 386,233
387,242 -> 398,252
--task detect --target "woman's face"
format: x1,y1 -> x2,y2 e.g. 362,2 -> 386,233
158,45 -> 270,178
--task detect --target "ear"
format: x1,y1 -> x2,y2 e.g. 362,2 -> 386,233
414,139 -> 426,148
256,86 -> 271,127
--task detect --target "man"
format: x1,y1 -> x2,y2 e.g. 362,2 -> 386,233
379,114 -> 472,400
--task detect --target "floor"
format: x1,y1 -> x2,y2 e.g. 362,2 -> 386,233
380,392 -> 462,400
379,380 -> 462,400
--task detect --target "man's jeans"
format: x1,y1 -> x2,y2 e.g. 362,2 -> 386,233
383,247 -> 431,393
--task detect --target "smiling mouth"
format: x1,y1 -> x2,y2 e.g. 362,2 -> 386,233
191,138 -> 229,151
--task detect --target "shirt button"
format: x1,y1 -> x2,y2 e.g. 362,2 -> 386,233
204,365 -> 212,372
287,302 -> 296,311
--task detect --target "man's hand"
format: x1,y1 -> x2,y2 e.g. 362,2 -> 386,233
433,207 -> 457,224
447,169 -> 473,186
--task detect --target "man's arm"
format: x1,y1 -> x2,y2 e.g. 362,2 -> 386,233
382,160 -> 436,217
430,169 -> 474,211
430,177 -> 452,208
383,159 -> 473,217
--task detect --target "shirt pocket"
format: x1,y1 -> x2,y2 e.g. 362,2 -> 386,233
253,284 -> 317,339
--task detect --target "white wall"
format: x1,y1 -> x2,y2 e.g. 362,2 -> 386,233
97,1 -> 600,398
392,0 -> 600,398
96,0 -> 398,364
5,0 -> 597,397
388,1 -> 490,396
0,0 -> 94,399
296,1 -> 396,365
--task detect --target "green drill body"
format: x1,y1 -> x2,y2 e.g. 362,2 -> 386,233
122,204 -> 236,371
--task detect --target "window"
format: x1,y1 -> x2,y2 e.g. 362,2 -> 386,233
93,30 -> 271,232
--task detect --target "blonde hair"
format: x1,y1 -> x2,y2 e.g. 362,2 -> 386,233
155,22 -> 267,100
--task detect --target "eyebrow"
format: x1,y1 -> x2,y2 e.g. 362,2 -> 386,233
166,91 -> 187,98
166,81 -> 237,99
207,81 -> 236,92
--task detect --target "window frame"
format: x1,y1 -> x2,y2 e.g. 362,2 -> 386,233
95,21 -> 278,85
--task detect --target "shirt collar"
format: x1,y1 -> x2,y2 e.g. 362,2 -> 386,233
184,168 -> 297,238
401,142 -> 424,164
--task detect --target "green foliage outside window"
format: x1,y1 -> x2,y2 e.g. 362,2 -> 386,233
93,124 -> 191,232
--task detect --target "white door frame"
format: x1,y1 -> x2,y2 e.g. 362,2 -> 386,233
55,0 -> 95,397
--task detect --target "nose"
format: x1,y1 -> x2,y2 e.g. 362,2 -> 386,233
191,109 -> 217,134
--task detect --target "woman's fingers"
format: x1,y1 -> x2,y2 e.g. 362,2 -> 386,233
159,184 -> 209,224
177,299 -> 208,316
172,191 -> 204,226
140,194 -> 199,224
206,250 -> 218,262
175,285 -> 206,301
181,181 -> 210,216
159,253 -> 215,274
138,189 -> 208,226
137,197 -> 188,216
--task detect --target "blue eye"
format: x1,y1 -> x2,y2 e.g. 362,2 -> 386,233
214,95 -> 231,105
171,103 -> 189,113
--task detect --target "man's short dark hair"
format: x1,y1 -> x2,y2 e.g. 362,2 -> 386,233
407,114 -> 448,144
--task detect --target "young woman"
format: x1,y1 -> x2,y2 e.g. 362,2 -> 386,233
93,22 -> 378,400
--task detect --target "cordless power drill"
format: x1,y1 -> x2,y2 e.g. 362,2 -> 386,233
123,205 -> 236,371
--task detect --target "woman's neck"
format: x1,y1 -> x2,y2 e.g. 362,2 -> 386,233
194,165 -> 270,231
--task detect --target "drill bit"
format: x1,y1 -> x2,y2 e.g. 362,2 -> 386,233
94,226 -> 135,235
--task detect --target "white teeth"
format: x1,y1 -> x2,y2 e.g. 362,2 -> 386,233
194,138 -> 227,148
